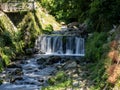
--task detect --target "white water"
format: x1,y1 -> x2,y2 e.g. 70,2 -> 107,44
35,36 -> 85,56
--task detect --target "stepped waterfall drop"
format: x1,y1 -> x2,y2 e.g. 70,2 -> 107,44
35,35 -> 85,56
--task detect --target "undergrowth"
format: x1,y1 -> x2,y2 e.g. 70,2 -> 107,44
85,32 -> 113,89
42,71 -> 72,90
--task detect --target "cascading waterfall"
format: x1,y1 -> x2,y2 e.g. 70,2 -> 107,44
66,36 -> 74,54
35,35 -> 85,56
46,37 -> 52,54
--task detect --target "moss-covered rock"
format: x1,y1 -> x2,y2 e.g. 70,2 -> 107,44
17,12 -> 42,48
0,11 -> 18,68
17,2 -> 61,48
34,3 -> 61,31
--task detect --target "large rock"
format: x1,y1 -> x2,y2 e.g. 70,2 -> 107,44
63,60 -> 77,70
9,68 -> 23,76
46,56 -> 61,65
37,58 -> 46,65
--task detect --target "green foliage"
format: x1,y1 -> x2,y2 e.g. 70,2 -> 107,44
0,60 -> 4,72
43,71 -> 72,90
43,24 -> 54,34
0,12 -> 17,70
40,0 -> 120,32
0,0 -> 31,2
84,32 -> 113,89
42,80 -> 71,90
45,24 -> 53,32
18,12 -> 42,48
0,32 -> 12,46
48,71 -> 67,85
88,60 -> 108,90
85,32 -> 108,62
40,0 -> 90,22
88,0 -> 120,32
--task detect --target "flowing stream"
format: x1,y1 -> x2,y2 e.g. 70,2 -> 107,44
0,56 -> 59,90
0,35 -> 85,90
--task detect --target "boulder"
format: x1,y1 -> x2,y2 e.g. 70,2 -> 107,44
10,68 -> 23,76
37,58 -> 46,65
46,56 -> 61,65
63,60 -> 77,70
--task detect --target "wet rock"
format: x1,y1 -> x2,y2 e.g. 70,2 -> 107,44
20,60 -> 28,64
46,56 -> 61,65
11,77 -> 23,83
38,65 -> 46,69
7,63 -> 21,68
73,80 -> 79,87
60,59 -> 66,63
63,60 -> 77,69
37,58 -> 46,64
38,78 -> 44,83
10,68 -> 23,76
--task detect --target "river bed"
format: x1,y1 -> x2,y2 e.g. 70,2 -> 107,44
0,55 -> 61,90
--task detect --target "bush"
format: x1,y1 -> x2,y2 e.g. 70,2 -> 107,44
43,71 -> 72,90
85,32 -> 109,62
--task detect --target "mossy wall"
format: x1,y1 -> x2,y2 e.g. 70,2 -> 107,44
0,11 -> 17,69
0,2 -> 61,71
34,2 -> 61,31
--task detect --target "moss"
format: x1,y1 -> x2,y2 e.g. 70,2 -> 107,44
0,1 -> 60,73
0,61 -> 4,72
34,2 -> 61,31
42,80 -> 72,90
48,71 -> 66,85
43,71 -> 72,90
0,11 -> 17,34
17,3 -> 61,48
17,11 -> 42,48
0,11 -> 18,69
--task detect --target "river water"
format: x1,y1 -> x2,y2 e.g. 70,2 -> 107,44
0,55 -> 60,90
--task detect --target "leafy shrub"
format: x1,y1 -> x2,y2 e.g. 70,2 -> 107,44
43,71 -> 72,90
85,32 -> 109,62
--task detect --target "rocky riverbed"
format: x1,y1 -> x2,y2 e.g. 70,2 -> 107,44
0,55 -> 91,90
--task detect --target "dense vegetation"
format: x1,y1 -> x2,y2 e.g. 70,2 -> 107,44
0,1 -> 60,72
39,0 -> 120,89
40,0 -> 120,32
0,0 -> 120,89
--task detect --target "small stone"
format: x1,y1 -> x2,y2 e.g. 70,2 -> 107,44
72,74 -> 79,78
11,77 -> 23,83
10,68 -> 23,76
38,78 -> 44,83
73,80 -> 79,87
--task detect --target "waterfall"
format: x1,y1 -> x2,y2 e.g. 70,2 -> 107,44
35,35 -> 85,56
66,36 -> 74,54
52,36 -> 63,54
75,37 -> 84,55
46,37 -> 52,54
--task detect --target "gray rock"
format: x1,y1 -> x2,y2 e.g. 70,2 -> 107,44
63,61 -> 77,69
37,58 -> 46,64
46,56 -> 61,65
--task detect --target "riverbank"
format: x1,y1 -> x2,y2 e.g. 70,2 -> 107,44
0,55 -> 93,90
